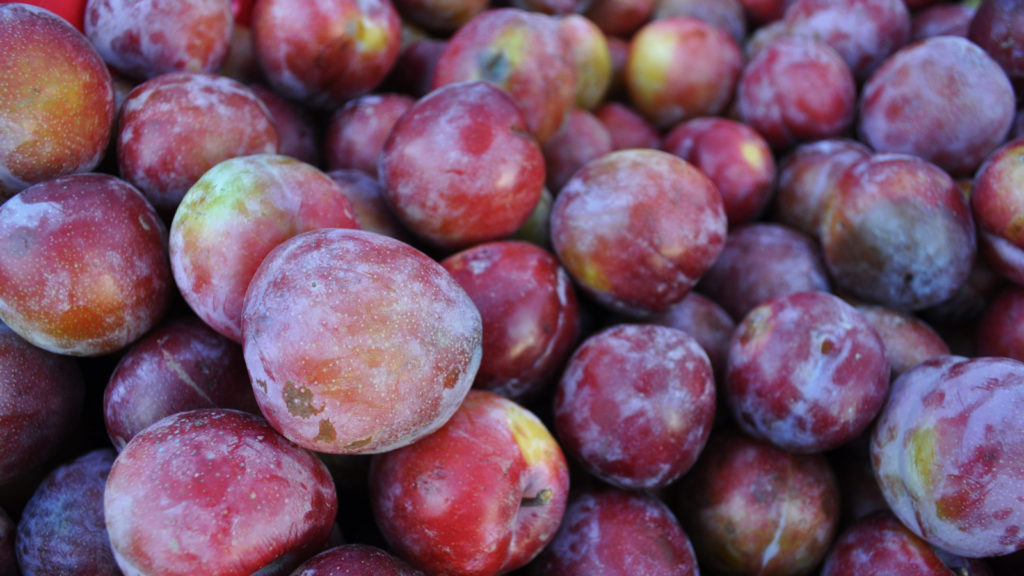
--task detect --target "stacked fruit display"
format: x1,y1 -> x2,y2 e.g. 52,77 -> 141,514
3,0 -> 1024,574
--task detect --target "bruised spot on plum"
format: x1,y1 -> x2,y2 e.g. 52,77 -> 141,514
255,379 -> 268,394
282,381 -> 324,418
344,436 -> 373,450
314,419 -> 336,443
479,50 -> 511,85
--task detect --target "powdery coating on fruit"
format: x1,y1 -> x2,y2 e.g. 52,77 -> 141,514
379,81 -> 544,249
674,430 -> 840,576
370,391 -> 569,576
15,449 -> 120,576
662,116 -> 777,225
251,0 -> 402,108
0,4 -> 115,197
325,93 -> 415,177
971,138 -> 1024,251
554,324 -> 715,490
543,108 -> 614,194
871,355 -> 1024,557
441,240 -> 580,402
103,315 -> 258,451
782,0 -> 910,80
551,149 -> 727,317
242,228 -> 482,454
432,8 -> 577,145
291,544 -> 424,576
858,36 -> 1015,178
84,0 -> 233,80
696,223 -> 830,322
854,304 -> 949,379
0,174 -> 172,356
647,292 -> 736,380
105,409 -> 337,576
528,489 -> 699,576
820,511 -> 983,576
726,291 -> 891,454
117,72 -> 280,213
170,154 -> 359,342
772,138 -> 871,239
0,323 -> 83,485
821,153 -> 976,311
737,36 -> 856,150
626,17 -> 743,129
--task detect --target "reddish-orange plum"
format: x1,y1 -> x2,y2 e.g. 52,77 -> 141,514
324,93 -> 415,178
559,14 -> 613,111
0,173 -> 172,356
0,4 -> 115,199
241,228 -> 482,454
971,138 -> 1024,286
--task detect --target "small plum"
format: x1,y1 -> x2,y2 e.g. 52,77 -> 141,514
324,93 -> 415,178
542,109 -> 614,194
554,323 -> 716,490
726,291 -> 891,454
854,304 -> 950,379
290,544 -> 424,576
976,286 -> 1024,362
551,149 -> 727,317
593,102 -> 661,151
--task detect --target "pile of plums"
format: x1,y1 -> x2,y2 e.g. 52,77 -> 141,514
3,0 -> 1024,574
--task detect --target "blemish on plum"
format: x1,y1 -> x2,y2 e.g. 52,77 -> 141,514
282,381 -> 324,418
314,419 -> 336,443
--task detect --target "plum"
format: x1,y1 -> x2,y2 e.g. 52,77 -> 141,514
0,4 -> 115,198
441,240 -> 580,403
528,488 -> 699,576
737,36 -> 857,150
290,544 -> 424,576
248,84 -> 320,166
646,291 -> 736,382
911,2 -> 976,41
0,173 -> 172,356
971,138 -> 1024,287
326,170 -> 411,243
379,81 -> 545,250
15,449 -> 120,576
242,228 -> 482,454
559,14 -> 613,111
652,0 -> 747,44
432,8 -> 576,145
116,72 -> 280,214
696,223 -> 831,322
782,0 -> 911,80
593,102 -> 661,151
84,0 -> 233,80
542,109 -> 614,194
103,314 -> 257,451
821,511 -> 993,576
324,93 -> 415,178
554,323 -> 716,490
550,149 -> 727,317
822,153 -> 976,311
854,304 -> 950,380
0,323 -> 83,486
626,16 -> 743,129
251,0 -> 402,109
858,35 -> 1015,177
674,429 -> 840,576
584,0 -> 657,39
105,409 -> 337,576
968,0 -> 1024,96
976,286 -> 1024,361
391,0 -> 487,34
871,355 -> 1024,557
725,291 -> 891,454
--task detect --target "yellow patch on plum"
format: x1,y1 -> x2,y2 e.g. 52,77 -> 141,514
907,426 -> 937,497
508,407 -> 554,466
740,141 -> 767,171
